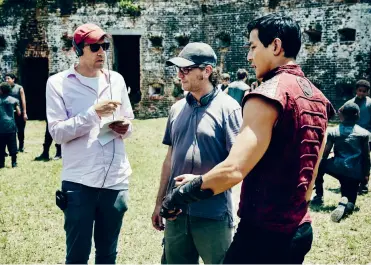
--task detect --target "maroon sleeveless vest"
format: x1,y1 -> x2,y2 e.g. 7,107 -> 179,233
239,64 -> 335,234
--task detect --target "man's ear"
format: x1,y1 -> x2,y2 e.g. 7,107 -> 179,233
204,65 -> 213,78
272,38 -> 283,56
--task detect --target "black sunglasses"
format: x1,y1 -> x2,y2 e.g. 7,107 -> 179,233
176,64 -> 206,75
85,42 -> 110,52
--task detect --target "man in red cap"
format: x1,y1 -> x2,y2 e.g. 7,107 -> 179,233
46,23 -> 134,264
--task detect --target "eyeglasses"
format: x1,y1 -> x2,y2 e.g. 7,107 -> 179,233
85,42 -> 110,52
176,65 -> 205,75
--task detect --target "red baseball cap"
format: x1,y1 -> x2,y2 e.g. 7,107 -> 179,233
73,23 -> 109,45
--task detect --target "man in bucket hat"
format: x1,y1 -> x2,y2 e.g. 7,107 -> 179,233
46,23 -> 134,264
151,42 -> 242,264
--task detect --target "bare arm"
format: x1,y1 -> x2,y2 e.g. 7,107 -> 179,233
15,105 -> 21,116
152,146 -> 172,230
321,133 -> 334,160
201,97 -> 279,194
155,146 -> 173,206
19,87 -> 27,120
306,133 -> 327,202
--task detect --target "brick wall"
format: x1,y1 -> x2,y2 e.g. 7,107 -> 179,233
0,0 -> 370,118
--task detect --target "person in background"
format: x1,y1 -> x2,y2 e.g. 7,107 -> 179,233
0,82 -> 20,168
217,73 -> 230,92
225,68 -> 250,105
5,73 -> 27,152
34,120 -> 62,161
35,72 -> 61,161
312,102 -> 370,222
339,79 -> 371,194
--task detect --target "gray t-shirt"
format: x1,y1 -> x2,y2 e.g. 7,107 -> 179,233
9,84 -> 22,112
0,95 -> 19,133
163,88 -> 242,223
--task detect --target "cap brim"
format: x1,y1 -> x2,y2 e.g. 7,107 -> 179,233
166,57 -> 195,67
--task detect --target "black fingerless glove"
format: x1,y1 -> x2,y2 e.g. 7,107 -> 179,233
160,175 -> 214,219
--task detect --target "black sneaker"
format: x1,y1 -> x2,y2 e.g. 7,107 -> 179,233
359,184 -> 368,195
34,153 -> 50,161
311,195 -> 324,205
11,162 -> 17,168
331,197 -> 348,222
18,148 -> 24,153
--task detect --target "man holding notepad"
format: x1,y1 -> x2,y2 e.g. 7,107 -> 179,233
46,23 -> 133,264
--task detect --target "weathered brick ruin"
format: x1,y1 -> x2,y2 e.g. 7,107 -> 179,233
0,0 -> 370,119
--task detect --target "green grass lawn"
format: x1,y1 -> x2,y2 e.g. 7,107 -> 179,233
0,119 -> 370,264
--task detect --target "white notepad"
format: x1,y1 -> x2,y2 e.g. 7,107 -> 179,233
97,119 -> 126,145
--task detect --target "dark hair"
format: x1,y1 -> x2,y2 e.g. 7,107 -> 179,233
209,68 -> 220,87
0,82 -> 11,95
341,102 -> 360,123
236,69 -> 248,80
221,73 -> 230,81
356,79 -> 370,91
247,13 -> 302,59
5,73 -> 16,80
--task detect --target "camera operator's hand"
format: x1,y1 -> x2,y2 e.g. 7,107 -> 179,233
94,100 -> 121,118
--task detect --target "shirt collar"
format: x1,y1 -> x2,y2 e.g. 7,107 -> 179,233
66,64 -> 110,82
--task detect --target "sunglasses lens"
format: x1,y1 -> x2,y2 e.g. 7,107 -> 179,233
102,43 -> 110,51
89,43 -> 110,52
90,44 -> 100,52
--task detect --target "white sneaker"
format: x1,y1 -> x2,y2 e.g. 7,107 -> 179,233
331,197 -> 348,222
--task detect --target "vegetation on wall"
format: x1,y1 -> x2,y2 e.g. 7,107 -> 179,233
148,34 -> 163,48
0,0 -> 142,17
118,0 -> 141,17
216,31 -> 231,47
61,33 -> 73,50
174,32 -> 190,47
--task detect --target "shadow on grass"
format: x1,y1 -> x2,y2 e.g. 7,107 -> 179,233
309,204 -> 337,213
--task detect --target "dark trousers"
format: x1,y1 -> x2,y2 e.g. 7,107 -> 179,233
0,133 -> 17,166
15,114 -> 26,149
315,159 -> 360,204
62,181 -> 129,264
223,221 -> 313,264
44,121 -> 61,155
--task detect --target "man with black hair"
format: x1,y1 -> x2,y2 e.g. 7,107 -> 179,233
5,73 -> 27,152
47,23 -> 134,264
225,68 -> 250,105
152,42 -> 242,264
313,102 -> 370,222
0,82 -> 20,168
339,79 -> 371,194
160,14 -> 335,264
